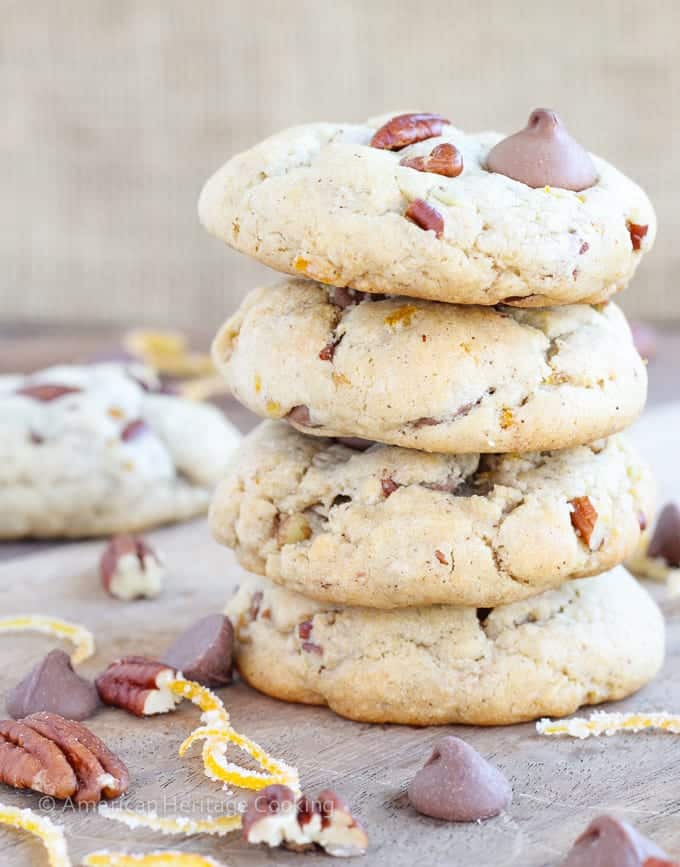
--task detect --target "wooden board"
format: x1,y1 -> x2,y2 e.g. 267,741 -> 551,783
1,413 -> 680,865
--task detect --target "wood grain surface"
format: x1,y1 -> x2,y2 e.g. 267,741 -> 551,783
1,0 -> 678,329
0,517 -> 680,867
0,402 -> 678,865
0,328 -> 678,863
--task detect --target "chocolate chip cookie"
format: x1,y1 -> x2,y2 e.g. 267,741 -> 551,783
199,110 -> 655,307
225,568 -> 664,725
214,280 -> 646,453
210,421 -> 653,608
0,363 -> 241,538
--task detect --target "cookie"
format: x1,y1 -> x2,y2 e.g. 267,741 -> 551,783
199,111 -> 655,307
0,363 -> 241,538
213,280 -> 646,453
225,568 -> 664,725
210,422 -> 654,608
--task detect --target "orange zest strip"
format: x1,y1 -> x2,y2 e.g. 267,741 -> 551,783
537,711 -> 680,739
0,615 -> 94,665
180,726 -> 299,791
97,804 -> 241,837
83,852 -> 227,866
0,803 -> 71,867
167,678 -> 230,726
123,329 -> 214,379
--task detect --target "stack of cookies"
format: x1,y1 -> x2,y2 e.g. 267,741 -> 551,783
199,108 -> 664,725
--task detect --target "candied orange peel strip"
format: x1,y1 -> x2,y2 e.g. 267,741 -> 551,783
168,675 -> 300,792
0,614 -> 94,664
177,375 -> 231,403
167,677 -> 230,725
0,803 -> 71,867
84,853 -> 226,867
123,330 -> 215,379
537,711 -> 680,739
180,725 -> 299,791
97,804 -> 241,837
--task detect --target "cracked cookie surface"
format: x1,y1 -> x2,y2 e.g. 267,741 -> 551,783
199,115 -> 655,307
213,279 -> 646,453
225,569 -> 664,725
0,363 -> 241,538
210,421 -> 654,608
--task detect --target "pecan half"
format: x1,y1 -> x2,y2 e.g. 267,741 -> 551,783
23,712 -> 129,804
0,713 -> 128,804
96,657 -> 180,716
0,718 -> 76,799
405,199 -> 444,237
370,113 -> 450,150
400,142 -> 463,177
15,384 -> 81,402
627,221 -> 649,251
569,496 -> 599,547
100,534 -> 165,601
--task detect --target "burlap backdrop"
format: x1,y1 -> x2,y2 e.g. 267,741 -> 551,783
1,0 -> 677,328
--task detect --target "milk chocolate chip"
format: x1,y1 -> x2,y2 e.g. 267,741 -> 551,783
630,320 -> 658,361
486,109 -> 598,191
6,650 -> 100,721
648,503 -> 680,567
561,815 -> 671,866
407,735 -> 511,822
164,614 -> 233,687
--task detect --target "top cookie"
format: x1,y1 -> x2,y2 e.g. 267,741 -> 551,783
199,109 -> 656,307
0,363 -> 241,538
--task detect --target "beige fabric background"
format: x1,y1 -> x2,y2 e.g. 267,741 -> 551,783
1,0 -> 678,329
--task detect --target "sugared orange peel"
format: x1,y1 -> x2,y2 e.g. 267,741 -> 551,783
168,676 -> 299,792
0,615 -> 94,665
97,804 -> 242,837
177,375 -> 231,403
0,803 -> 71,867
167,677 -> 230,725
83,853 -> 226,867
123,329 -> 214,379
180,725 -> 299,791
537,711 -> 680,739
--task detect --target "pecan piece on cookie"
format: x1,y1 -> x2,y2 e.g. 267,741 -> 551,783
15,384 -> 81,402
120,418 -> 149,441
569,496 -> 600,549
405,199 -> 444,238
400,142 -> 463,178
96,657 -> 180,716
370,113 -> 450,150
0,713 -> 128,804
627,221 -> 649,251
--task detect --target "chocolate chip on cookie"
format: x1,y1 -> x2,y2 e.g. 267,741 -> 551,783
486,108 -> 598,191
